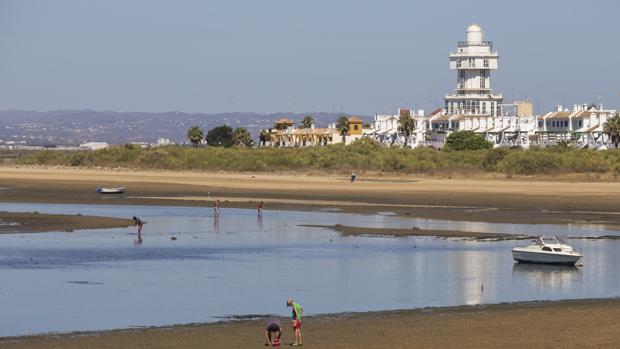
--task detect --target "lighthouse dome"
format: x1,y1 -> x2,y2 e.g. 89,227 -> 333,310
466,23 -> 484,43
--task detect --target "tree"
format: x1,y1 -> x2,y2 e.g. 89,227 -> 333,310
186,126 -> 204,147
301,115 -> 314,129
232,127 -> 253,147
398,113 -> 416,147
445,131 -> 493,151
603,112 -> 620,148
336,116 -> 350,144
206,125 -> 234,147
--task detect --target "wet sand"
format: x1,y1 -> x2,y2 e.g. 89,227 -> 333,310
0,212 -> 134,233
2,298 -> 619,348
1,167 -> 620,227
302,224 -> 534,240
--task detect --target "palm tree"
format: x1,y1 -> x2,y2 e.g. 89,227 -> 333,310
232,127 -> 253,147
187,126 -> 204,147
336,116 -> 350,144
301,115 -> 314,129
603,112 -> 620,148
398,113 -> 416,147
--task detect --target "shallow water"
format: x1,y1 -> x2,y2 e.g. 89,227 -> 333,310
0,203 -> 619,337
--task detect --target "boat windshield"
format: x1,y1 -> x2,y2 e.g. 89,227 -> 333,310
541,237 -> 566,245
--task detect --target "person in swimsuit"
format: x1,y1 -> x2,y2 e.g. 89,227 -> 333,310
264,318 -> 282,346
287,299 -> 303,346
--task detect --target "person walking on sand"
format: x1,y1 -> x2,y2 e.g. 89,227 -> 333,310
214,200 -> 220,216
132,216 -> 143,234
287,299 -> 303,346
264,318 -> 282,346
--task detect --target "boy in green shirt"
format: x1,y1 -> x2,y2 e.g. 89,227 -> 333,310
286,299 -> 303,346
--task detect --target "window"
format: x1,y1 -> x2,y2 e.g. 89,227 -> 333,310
565,120 -> 569,127
579,120 -> 582,127
354,125 -> 358,130
469,58 -> 474,67
482,102 -> 487,114
490,103 -> 495,116
483,59 -> 489,68
553,248 -> 562,252
456,59 -> 461,68
538,121 -> 543,127
542,246 -> 552,252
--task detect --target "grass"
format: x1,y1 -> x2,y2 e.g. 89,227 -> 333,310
13,139 -> 620,177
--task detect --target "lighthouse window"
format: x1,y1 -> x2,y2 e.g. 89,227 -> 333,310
456,59 -> 461,68
484,59 -> 489,67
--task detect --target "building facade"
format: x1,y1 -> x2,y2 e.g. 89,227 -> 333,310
445,24 -> 503,117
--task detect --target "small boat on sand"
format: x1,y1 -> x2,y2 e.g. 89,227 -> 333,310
512,236 -> 583,266
96,187 -> 126,194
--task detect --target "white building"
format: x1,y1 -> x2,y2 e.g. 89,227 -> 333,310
367,108 -> 426,147
445,24 -> 503,116
79,142 -> 109,150
535,104 -> 614,149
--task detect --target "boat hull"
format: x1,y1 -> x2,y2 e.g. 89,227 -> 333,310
512,250 -> 582,266
96,187 -> 126,194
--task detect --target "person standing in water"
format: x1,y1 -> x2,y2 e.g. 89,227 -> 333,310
257,201 -> 264,215
286,299 -> 303,346
214,200 -> 220,216
132,216 -> 143,234
132,216 -> 143,245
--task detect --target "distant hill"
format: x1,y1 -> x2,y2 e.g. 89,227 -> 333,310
0,110 -> 371,145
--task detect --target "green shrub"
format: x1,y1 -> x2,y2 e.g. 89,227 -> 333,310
445,131 -> 493,151
497,149 -> 564,175
482,147 -> 510,171
15,144 -> 620,176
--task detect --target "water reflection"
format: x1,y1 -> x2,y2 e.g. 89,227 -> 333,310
213,215 -> 220,233
512,263 -> 582,291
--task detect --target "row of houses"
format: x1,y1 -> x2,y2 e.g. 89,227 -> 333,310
258,102 -> 617,150
370,103 -> 616,150
258,116 -> 365,147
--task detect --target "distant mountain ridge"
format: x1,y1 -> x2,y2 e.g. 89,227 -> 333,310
0,110 -> 371,145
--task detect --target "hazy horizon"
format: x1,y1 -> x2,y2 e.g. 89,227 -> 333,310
2,0 -> 619,115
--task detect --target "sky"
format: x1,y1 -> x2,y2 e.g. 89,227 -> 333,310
1,0 -> 619,115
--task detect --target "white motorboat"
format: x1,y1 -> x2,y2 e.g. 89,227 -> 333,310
96,187 -> 126,194
512,236 -> 583,265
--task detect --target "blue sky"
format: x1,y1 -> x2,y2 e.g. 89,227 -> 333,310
1,0 -> 618,115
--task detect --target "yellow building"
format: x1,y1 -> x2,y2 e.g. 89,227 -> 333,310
348,116 -> 363,136
514,100 -> 533,117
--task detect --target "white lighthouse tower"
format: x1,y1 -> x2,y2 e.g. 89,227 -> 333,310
445,24 -> 503,116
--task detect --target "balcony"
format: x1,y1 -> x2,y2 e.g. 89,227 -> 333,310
458,41 -> 493,49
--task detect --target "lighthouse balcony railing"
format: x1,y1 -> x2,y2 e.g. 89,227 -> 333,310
457,41 -> 493,48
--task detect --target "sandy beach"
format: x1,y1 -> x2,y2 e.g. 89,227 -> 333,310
2,298 -> 619,348
302,224 -> 534,240
0,211 -> 134,233
2,167 -> 620,227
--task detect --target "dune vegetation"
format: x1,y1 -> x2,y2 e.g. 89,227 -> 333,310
14,139 -> 620,177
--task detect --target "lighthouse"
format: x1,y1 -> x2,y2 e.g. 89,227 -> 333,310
445,24 -> 503,116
